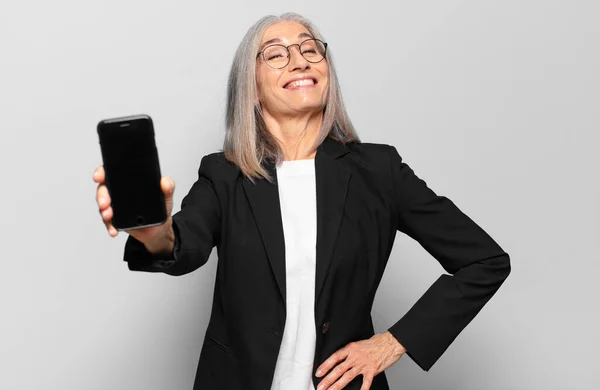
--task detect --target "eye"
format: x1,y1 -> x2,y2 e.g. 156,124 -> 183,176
263,46 -> 288,62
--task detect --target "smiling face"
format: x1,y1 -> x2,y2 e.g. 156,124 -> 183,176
255,21 -> 329,119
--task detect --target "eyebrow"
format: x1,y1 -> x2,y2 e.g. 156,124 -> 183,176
259,32 -> 314,51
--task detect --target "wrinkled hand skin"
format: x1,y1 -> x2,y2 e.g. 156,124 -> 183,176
315,331 -> 407,390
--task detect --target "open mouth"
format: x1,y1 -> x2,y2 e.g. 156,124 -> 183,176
283,78 -> 318,90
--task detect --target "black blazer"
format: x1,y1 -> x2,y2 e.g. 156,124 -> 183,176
124,136 -> 511,390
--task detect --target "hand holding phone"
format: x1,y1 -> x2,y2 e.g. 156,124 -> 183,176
94,166 -> 175,237
95,114 -> 175,252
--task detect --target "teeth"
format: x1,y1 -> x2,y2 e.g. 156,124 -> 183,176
286,79 -> 315,88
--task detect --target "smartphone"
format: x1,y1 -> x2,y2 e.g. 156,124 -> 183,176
97,114 -> 167,231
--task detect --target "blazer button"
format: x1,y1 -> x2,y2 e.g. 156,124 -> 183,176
321,322 -> 330,334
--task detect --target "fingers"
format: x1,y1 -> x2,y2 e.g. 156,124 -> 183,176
317,361 -> 356,390
94,166 -> 111,211
359,375 -> 373,390
99,206 -> 118,237
93,166 -> 117,236
160,176 -> 175,197
96,183 -> 111,210
93,166 -> 105,183
94,167 -> 171,238
97,186 -> 117,236
334,367 -> 361,390
316,348 -> 349,377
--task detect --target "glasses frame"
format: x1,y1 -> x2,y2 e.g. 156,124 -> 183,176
256,38 -> 328,69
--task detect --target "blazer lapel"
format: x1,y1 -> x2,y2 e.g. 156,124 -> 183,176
242,159 -> 287,306
315,138 -> 352,303
242,137 -> 352,307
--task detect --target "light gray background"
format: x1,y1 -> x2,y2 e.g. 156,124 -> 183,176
1,0 -> 598,389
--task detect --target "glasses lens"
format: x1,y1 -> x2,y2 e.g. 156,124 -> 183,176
300,39 -> 326,62
263,45 -> 289,68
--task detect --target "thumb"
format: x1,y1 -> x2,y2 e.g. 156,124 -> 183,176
160,176 -> 175,198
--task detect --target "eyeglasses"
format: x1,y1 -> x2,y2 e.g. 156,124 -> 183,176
256,38 -> 328,69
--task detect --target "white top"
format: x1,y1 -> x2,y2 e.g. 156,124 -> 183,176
270,159 -> 317,390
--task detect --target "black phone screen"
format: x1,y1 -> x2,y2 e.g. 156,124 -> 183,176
97,115 -> 167,230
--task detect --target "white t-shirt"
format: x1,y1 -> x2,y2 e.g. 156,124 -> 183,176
270,159 -> 317,390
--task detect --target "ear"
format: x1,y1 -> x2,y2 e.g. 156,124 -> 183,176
253,92 -> 261,106
253,75 -> 262,107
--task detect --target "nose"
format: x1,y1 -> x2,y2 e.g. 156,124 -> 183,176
287,44 -> 310,70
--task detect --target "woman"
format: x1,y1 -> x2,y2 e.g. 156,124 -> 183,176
93,12 -> 511,390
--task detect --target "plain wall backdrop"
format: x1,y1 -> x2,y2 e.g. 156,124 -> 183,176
1,0 -> 598,389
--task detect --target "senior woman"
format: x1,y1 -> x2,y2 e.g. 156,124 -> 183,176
94,12 -> 511,390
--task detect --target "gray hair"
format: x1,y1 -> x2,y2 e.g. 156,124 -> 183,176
223,12 -> 360,182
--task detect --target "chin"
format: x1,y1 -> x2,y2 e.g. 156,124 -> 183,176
291,103 -> 325,115
291,97 -> 325,111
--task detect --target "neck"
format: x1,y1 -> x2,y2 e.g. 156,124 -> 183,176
262,109 -> 322,161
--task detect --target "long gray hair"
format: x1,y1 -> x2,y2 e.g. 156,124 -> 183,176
224,12 -> 359,182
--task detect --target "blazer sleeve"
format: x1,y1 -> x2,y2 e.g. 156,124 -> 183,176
123,154 -> 222,276
386,145 -> 511,371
